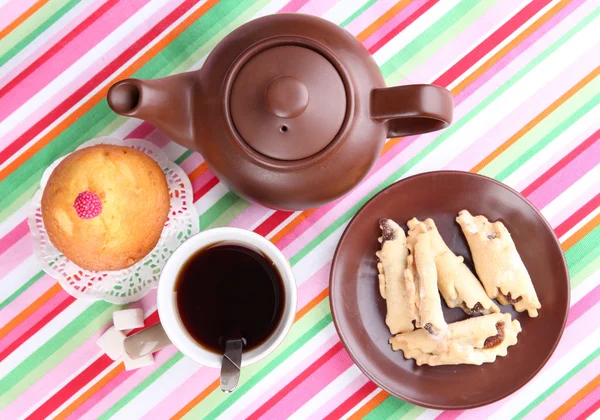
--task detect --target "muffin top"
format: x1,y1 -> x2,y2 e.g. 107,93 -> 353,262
41,144 -> 170,271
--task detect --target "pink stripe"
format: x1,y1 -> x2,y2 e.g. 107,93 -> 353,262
549,183 -> 600,230
456,299 -> 600,419
562,384 -> 600,420
125,121 -> 155,139
178,151 -> 203,174
0,0 -> 150,122
309,373 -> 370,419
1,0 -> 183,149
410,1 -> 523,83
446,47 -> 598,172
278,0 -> 310,13
0,1 -> 106,88
0,234 -> 34,279
229,205 -> 276,230
277,0 -> 591,257
436,411 -> 462,420
0,274 -> 54,323
526,357 -> 600,419
144,129 -> 172,150
298,0 -> 338,17
296,262 -> 330,309
260,348 -> 354,419
528,138 -> 600,209
191,164 -> 216,193
2,291 -> 157,419
344,0 -> 397,36
74,346 -> 178,420
362,0 -> 428,50
139,366 -> 217,420
514,123 -> 599,192
0,0 -> 38,31
0,220 -> 28,256
0,290 -> 70,353
237,335 -> 340,419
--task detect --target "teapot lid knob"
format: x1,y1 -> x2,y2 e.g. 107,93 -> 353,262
265,76 -> 309,119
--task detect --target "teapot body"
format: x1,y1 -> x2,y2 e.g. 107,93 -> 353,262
107,14 -> 453,211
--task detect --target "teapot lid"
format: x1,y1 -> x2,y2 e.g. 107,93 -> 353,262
230,45 -> 346,161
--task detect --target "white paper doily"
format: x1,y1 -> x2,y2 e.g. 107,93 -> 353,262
28,137 -> 199,304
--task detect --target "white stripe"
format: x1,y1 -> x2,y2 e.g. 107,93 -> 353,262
0,0 -> 209,172
217,324 -> 338,420
415,410 -> 443,420
571,268 -> 600,306
0,206 -> 28,239
447,0 -> 563,90
372,1 -> 457,66
322,0 -> 372,25
161,140 -> 188,162
0,0 -> 99,86
288,365 -> 363,420
487,326 -> 600,419
292,223 -> 345,285
0,298 -> 93,378
109,118 -> 146,139
541,164 -> 600,221
0,255 -> 42,302
403,20 -> 599,178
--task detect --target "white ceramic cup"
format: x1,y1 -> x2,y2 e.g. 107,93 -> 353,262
125,228 -> 297,368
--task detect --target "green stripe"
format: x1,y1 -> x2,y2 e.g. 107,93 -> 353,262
339,0 -> 378,28
0,271 -> 44,311
174,150 -> 194,165
0,301 -> 114,407
99,353 -> 184,420
571,253 -> 600,290
205,197 -> 250,229
200,191 -> 239,228
0,0 -> 76,67
400,406 -> 427,420
288,7 -> 599,267
566,225 -> 600,272
384,0 -> 492,83
363,396 -> 408,419
512,346 -> 600,419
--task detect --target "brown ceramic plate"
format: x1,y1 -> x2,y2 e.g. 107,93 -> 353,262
330,171 -> 569,409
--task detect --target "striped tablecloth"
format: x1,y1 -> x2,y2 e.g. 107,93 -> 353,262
1,0 -> 599,419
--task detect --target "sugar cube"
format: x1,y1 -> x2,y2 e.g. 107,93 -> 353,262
113,308 -> 145,331
123,351 -> 155,371
97,327 -> 126,360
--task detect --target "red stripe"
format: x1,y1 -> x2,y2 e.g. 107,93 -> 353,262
575,396 -> 600,420
368,0 -> 438,54
522,128 -> 600,197
433,0 -> 552,87
26,310 -> 161,419
554,193 -> 600,238
247,342 -> 344,420
193,176 -> 219,202
25,355 -> 116,420
324,381 -> 378,420
0,0 -> 199,166
253,211 -> 293,237
0,0 -> 120,100
0,295 -> 75,363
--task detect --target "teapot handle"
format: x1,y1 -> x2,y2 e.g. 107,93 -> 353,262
371,84 -> 453,138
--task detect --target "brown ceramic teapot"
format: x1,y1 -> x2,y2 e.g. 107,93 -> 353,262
107,14 -> 453,211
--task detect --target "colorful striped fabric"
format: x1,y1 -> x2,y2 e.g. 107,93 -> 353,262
0,0 -> 598,418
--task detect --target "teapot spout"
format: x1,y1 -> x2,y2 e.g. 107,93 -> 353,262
107,72 -> 196,149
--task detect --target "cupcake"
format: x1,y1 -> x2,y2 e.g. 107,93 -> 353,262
41,144 -> 170,271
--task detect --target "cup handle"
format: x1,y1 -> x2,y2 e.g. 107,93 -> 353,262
371,84 -> 453,138
123,322 -> 172,360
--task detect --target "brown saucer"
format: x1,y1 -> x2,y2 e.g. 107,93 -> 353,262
330,171 -> 569,409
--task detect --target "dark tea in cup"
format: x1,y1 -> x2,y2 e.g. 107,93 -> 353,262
174,242 -> 285,353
